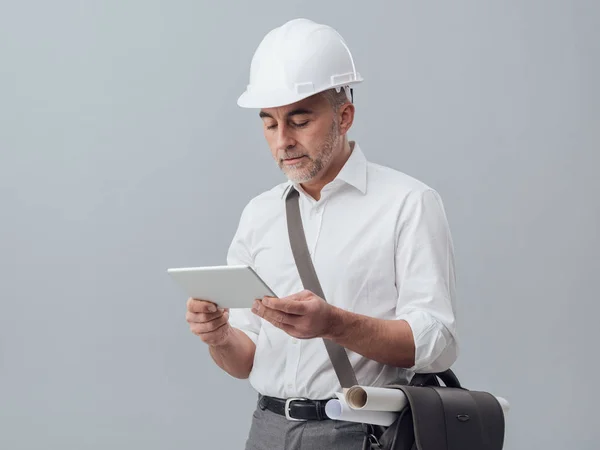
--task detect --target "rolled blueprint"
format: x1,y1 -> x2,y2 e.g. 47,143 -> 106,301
325,393 -> 398,426
346,385 -> 511,415
345,385 -> 409,412
495,397 -> 510,413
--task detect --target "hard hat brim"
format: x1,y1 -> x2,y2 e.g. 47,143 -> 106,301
237,80 -> 363,109
237,89 -> 313,109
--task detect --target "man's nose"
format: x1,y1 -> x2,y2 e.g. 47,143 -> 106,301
276,125 -> 296,151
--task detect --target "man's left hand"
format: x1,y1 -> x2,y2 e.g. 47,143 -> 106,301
251,290 -> 337,339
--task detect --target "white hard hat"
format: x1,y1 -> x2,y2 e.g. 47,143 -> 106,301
237,18 -> 363,109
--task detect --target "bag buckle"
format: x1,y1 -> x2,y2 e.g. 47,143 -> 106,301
285,397 -> 308,421
368,433 -> 382,449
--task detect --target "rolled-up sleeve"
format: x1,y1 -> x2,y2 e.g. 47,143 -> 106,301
394,189 -> 459,373
226,202 -> 262,344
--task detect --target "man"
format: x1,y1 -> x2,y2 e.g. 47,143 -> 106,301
185,19 -> 458,450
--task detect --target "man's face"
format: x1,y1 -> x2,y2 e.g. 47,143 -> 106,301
259,94 -> 340,184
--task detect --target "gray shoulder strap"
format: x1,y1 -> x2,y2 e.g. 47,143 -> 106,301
285,187 -> 358,389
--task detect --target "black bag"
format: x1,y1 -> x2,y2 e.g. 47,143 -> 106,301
367,371 -> 505,449
285,187 -> 505,449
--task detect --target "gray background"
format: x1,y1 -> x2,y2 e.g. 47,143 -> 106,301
1,0 -> 598,449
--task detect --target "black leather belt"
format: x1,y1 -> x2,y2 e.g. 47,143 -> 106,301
259,395 -> 331,421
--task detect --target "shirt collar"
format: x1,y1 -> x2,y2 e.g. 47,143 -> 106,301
281,141 -> 368,199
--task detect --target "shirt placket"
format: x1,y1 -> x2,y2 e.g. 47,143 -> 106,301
311,200 -> 325,257
283,335 -> 302,397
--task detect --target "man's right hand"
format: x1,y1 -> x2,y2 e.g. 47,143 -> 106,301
186,298 -> 231,346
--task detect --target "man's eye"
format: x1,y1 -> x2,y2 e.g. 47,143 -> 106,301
293,121 -> 309,128
266,124 -> 277,130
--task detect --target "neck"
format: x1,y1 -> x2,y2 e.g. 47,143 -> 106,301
301,139 -> 353,201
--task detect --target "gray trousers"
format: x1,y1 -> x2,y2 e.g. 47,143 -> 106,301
244,402 -> 367,450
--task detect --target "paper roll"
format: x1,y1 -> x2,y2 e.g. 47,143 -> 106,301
346,385 -> 409,412
325,393 -> 398,427
346,386 -> 511,416
496,397 -> 510,413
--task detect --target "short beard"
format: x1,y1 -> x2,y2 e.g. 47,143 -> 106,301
279,120 -> 339,184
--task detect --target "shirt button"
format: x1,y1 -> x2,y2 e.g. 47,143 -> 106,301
292,338 -> 298,344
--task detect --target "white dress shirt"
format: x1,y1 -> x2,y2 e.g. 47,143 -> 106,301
227,142 -> 458,400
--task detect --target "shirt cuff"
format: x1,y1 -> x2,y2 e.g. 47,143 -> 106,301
397,309 -> 458,373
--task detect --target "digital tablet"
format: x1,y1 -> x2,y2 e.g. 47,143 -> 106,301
167,265 -> 277,308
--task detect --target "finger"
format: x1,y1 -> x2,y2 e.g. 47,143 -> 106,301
186,310 -> 224,324
190,313 -> 229,334
279,322 -> 298,336
252,300 -> 296,325
187,298 -> 219,313
262,316 -> 297,336
199,321 -> 231,346
261,296 -> 308,315
198,314 -> 231,343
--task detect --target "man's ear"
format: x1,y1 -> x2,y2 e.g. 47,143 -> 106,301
338,102 -> 355,136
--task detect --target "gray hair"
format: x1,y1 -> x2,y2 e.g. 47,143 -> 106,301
321,87 -> 352,111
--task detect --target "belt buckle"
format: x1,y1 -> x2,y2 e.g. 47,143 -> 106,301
285,397 -> 308,421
